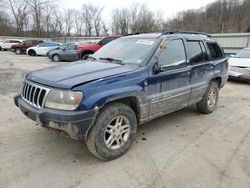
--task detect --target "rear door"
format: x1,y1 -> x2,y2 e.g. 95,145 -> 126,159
149,38 -> 191,118
187,40 -> 214,104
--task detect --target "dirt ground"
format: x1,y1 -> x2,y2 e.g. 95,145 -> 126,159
0,51 -> 250,188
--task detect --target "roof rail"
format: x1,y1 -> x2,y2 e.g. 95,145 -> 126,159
124,32 -> 141,36
162,30 -> 212,38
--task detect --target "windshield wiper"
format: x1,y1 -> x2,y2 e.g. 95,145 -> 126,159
87,55 -> 97,61
99,57 -> 125,65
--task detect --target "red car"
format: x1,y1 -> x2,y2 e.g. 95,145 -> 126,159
77,36 -> 121,59
11,40 -> 43,54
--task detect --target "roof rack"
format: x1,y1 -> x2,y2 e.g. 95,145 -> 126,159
162,30 -> 212,38
124,32 -> 141,36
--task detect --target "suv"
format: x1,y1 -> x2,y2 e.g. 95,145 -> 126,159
0,39 -> 22,51
77,36 -> 120,59
11,40 -> 43,54
14,32 -> 228,160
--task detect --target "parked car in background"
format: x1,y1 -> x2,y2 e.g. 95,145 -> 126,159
26,42 -> 61,56
11,40 -> 43,54
228,48 -> 250,81
46,42 -> 78,56
225,52 -> 236,57
14,32 -> 228,160
77,36 -> 121,59
48,44 -> 79,62
0,39 -> 22,51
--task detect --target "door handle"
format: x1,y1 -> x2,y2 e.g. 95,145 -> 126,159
181,71 -> 191,77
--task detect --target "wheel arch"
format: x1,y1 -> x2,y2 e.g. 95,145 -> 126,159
28,49 -> 36,56
211,77 -> 222,87
81,50 -> 94,58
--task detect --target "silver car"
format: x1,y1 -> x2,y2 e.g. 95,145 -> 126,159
228,48 -> 250,81
48,44 -> 79,62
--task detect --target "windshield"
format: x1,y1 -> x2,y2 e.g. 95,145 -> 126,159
92,38 -> 160,65
235,49 -> 250,58
58,43 -> 71,49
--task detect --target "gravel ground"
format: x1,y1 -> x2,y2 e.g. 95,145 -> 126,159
0,51 -> 250,188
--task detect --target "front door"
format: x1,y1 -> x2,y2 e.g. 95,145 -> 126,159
148,38 -> 191,118
61,45 -> 78,61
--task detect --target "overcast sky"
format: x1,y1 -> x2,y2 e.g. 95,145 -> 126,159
62,0 -> 216,23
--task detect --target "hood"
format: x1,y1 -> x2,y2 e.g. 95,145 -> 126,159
229,57 -> 250,68
26,61 -> 138,89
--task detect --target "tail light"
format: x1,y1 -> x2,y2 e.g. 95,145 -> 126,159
224,59 -> 229,72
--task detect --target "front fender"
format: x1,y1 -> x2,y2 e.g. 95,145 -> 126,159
79,85 -> 145,110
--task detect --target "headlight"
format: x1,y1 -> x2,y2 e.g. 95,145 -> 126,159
45,89 -> 83,110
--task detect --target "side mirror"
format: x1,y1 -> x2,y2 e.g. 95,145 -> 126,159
153,57 -> 165,73
98,41 -> 103,46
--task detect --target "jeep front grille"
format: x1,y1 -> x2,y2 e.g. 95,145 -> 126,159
21,80 -> 50,109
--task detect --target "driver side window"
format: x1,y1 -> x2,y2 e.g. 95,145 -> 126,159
158,39 -> 187,69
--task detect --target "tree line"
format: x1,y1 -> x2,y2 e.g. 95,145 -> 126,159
0,0 -> 249,38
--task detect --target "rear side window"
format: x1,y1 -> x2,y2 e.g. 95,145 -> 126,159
200,42 -> 209,61
24,40 -> 33,45
187,41 -> 203,64
206,42 -> 223,59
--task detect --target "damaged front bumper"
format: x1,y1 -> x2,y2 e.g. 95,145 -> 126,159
14,95 -> 96,140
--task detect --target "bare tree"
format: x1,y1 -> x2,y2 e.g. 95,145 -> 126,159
74,10 -> 84,36
2,0 -> 29,35
63,9 -> 75,36
24,0 -> 56,37
111,8 -> 130,35
0,10 -> 12,35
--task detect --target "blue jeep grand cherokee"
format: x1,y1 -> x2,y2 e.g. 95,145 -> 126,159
14,32 -> 228,160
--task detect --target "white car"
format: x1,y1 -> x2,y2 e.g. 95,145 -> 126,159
228,48 -> 250,81
26,42 -> 61,56
0,39 -> 22,51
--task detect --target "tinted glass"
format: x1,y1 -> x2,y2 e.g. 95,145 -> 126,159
39,43 -> 47,47
11,40 -> 20,43
206,42 -> 223,59
158,39 -> 186,69
188,41 -> 203,64
24,40 -> 33,45
64,45 -> 76,50
200,42 -> 209,61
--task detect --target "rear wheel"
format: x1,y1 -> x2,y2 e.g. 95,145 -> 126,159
52,54 -> 60,62
85,103 -> 137,160
15,48 -> 22,54
196,81 -> 219,114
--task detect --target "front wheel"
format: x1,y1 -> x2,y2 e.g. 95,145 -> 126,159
85,103 -> 137,160
28,50 -> 36,56
196,81 -> 219,114
52,54 -> 60,62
